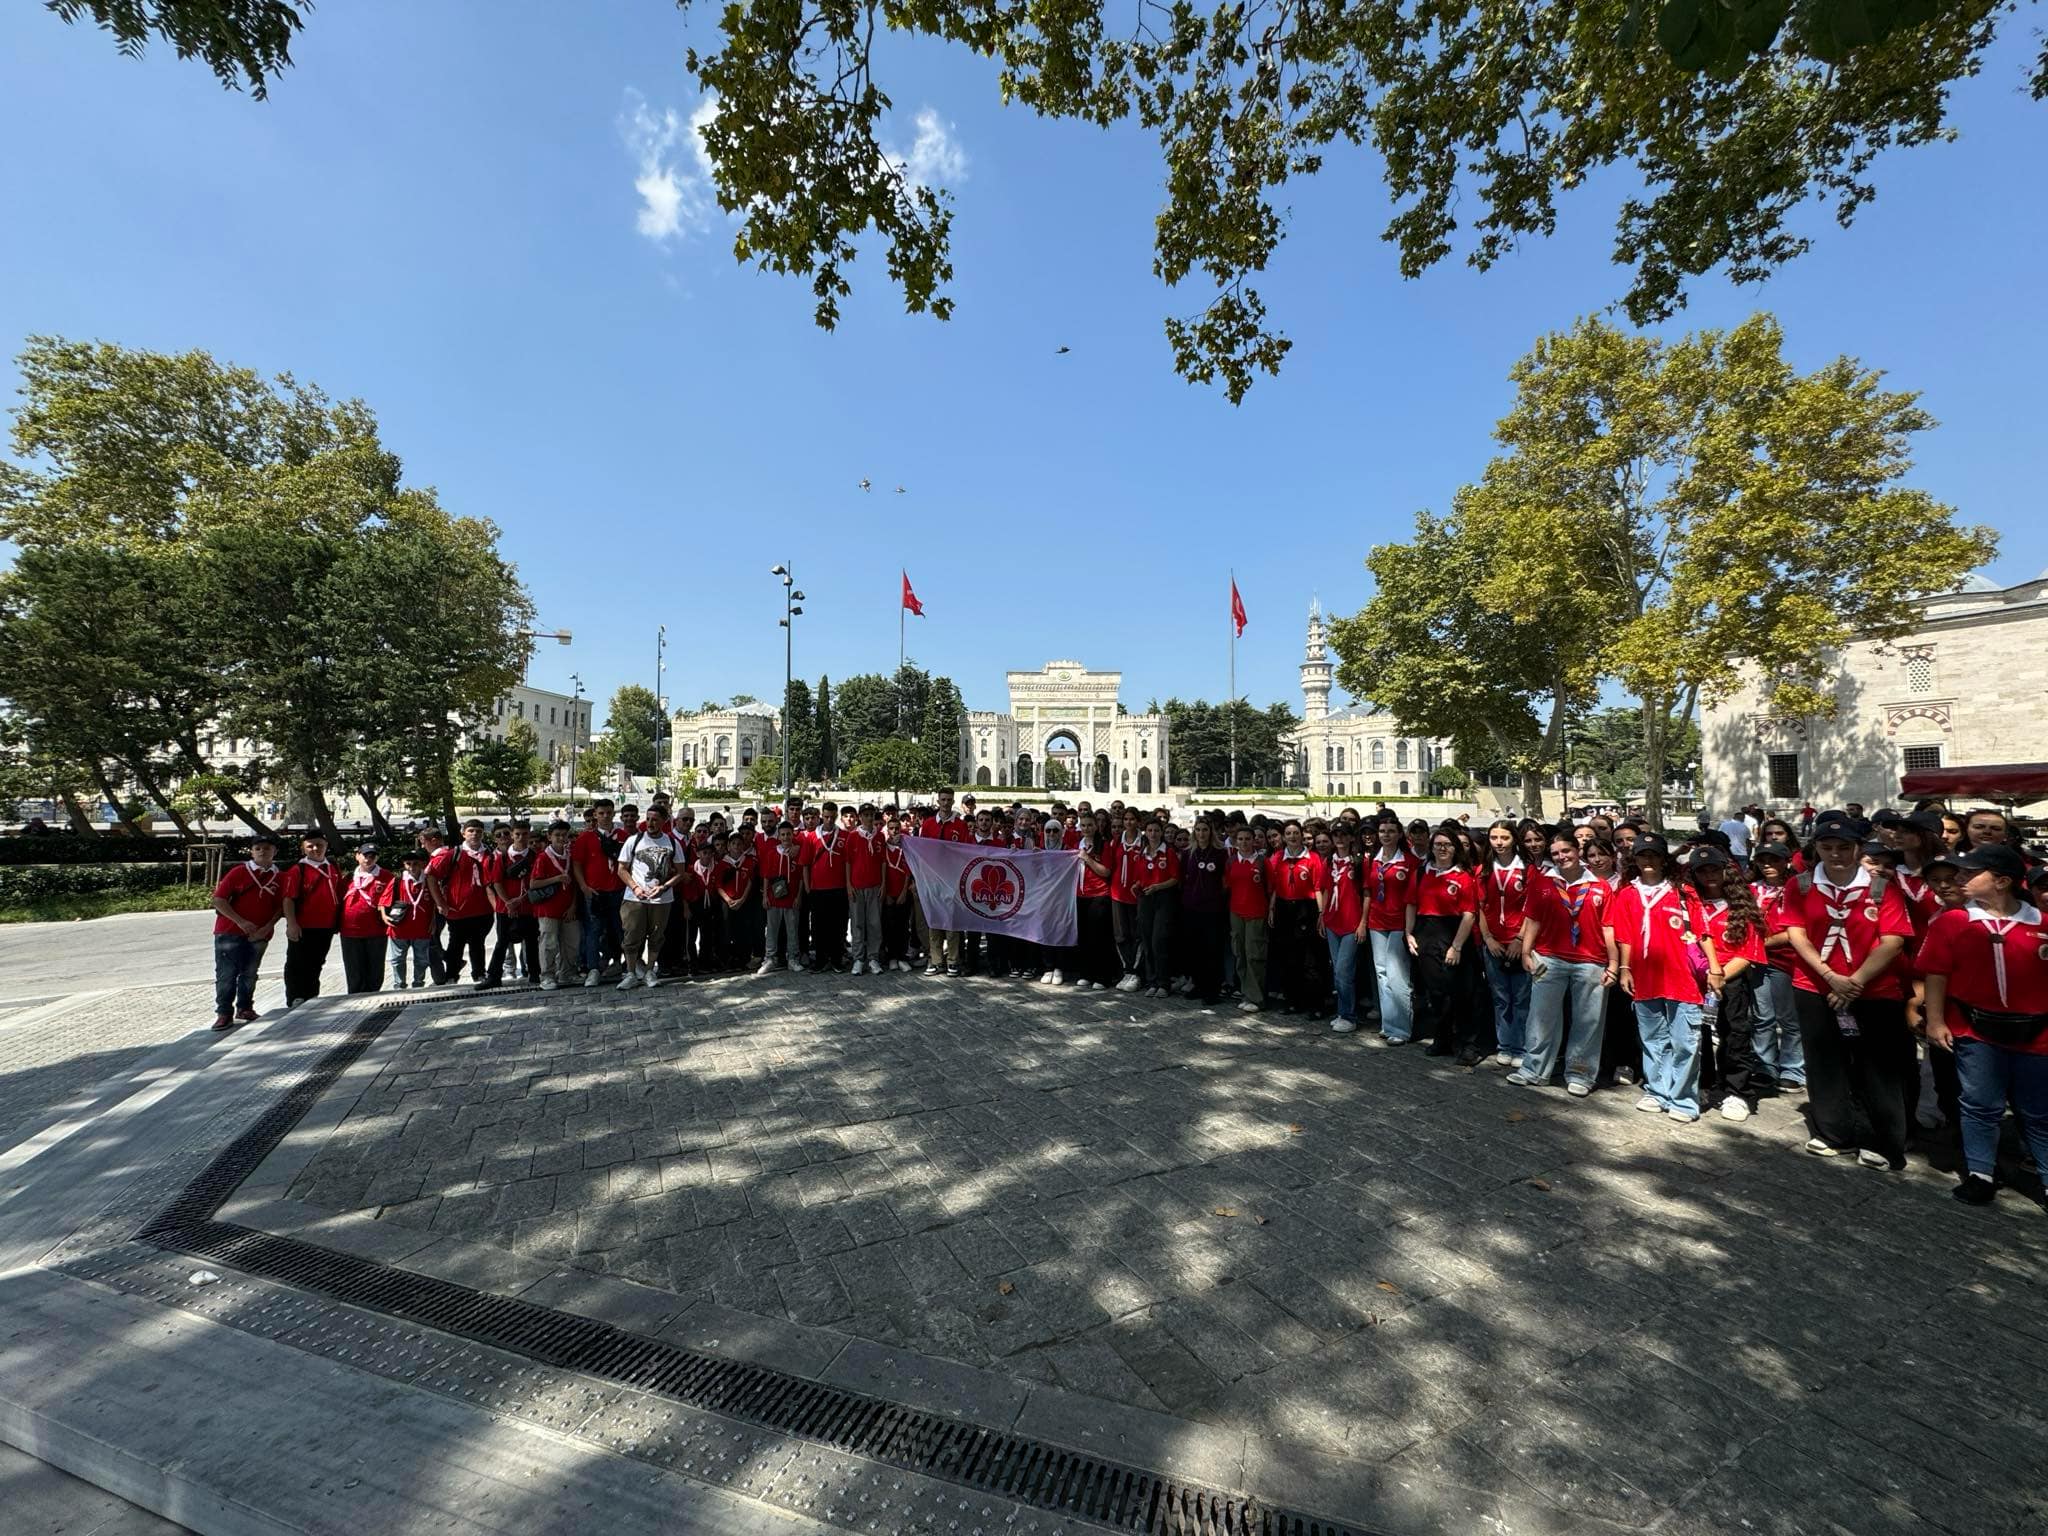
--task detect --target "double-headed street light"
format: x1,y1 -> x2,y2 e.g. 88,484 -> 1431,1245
773,565 -> 805,796
568,671 -> 584,798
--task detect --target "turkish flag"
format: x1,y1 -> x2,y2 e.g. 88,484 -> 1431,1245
1230,579 -> 1247,638
902,571 -> 925,616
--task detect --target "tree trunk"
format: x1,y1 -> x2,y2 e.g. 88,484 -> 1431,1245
307,783 -> 341,845
60,790 -> 96,833
169,737 -> 273,839
125,759 -> 194,838
360,787 -> 395,843
89,760 -> 143,837
1641,695 -> 1668,827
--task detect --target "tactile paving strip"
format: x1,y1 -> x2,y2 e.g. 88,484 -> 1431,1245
55,997 -> 1373,1536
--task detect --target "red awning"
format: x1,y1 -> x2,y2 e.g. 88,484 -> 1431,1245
1899,763 -> 2048,802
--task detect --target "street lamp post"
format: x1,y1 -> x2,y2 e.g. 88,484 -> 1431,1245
568,672 -> 584,799
772,565 -> 804,797
515,627 -> 572,682
653,626 -> 667,795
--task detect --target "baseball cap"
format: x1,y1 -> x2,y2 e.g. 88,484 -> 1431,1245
1811,812 -> 1860,843
1955,844 -> 2028,881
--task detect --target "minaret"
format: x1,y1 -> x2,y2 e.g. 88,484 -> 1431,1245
1301,599 -> 1332,724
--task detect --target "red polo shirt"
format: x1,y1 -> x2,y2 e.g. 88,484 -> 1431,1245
1415,862 -> 1477,920
281,858 -> 343,929
440,845 -> 495,920
1605,881 -> 1709,1005
1076,835 -> 1112,899
757,842 -> 802,909
572,826 -> 624,894
1752,880 -> 1800,974
1128,844 -> 1180,896
919,814 -> 972,842
1702,900 -> 1766,968
381,871 -> 433,940
1108,836 -> 1146,905
1366,852 -> 1415,932
1224,851 -> 1269,920
1268,848 -> 1324,903
1321,854 -> 1365,935
339,867 -> 392,939
807,828 -> 848,892
884,844 -> 912,900
1525,871 -> 1611,966
1917,904 -> 2048,1052
1480,860 -> 1531,945
844,827 -> 886,890
213,861 -> 285,937
526,846 -> 577,919
1782,870 -> 1914,1001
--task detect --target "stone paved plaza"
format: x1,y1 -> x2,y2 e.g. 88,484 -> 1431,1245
251,971 -> 2048,1534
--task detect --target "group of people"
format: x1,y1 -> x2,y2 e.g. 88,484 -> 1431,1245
207,791 -> 2048,1212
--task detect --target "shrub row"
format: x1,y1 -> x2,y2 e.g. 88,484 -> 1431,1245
0,862 -> 195,906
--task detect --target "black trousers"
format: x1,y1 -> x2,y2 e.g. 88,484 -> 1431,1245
1711,968 -> 1768,1105
1138,891 -> 1176,988
1600,979 -> 1644,1083
1413,913 -> 1480,1053
1185,909 -> 1228,1004
690,899 -> 726,971
429,912 -> 450,983
812,889 -> 849,969
1111,900 -> 1141,977
881,899 -> 912,965
444,914 -> 490,982
284,926 -> 337,1004
1078,896 -> 1119,986
1797,990 -> 1911,1167
1272,899 -> 1323,1012
338,934 -> 384,994
657,902 -> 692,975
486,912 -> 539,982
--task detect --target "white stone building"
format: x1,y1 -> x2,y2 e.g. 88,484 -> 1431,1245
961,664 -> 1170,796
670,707 -> 783,790
470,683 -> 593,793
1285,602 -> 1445,799
1701,574 -> 2048,813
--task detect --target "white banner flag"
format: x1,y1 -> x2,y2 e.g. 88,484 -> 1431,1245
900,839 -> 1082,946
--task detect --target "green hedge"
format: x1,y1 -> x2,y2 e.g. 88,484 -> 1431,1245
0,863 -> 194,906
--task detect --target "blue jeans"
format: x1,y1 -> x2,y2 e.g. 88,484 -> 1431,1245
1484,947 -> 1531,1056
1525,957 -> 1607,1087
1369,929 -> 1413,1041
213,932 -> 266,1015
1325,930 -> 1360,1022
1953,1038 -> 2048,1178
388,937 -> 432,986
580,887 -> 624,972
1633,997 -> 1704,1116
1754,966 -> 1805,1085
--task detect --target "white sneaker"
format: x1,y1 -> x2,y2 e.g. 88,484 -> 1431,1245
1038,970 -> 1056,984
1115,974 -> 1141,993
540,977 -> 558,991
1805,1137 -> 1838,1157
792,960 -> 807,973
895,960 -> 911,972
583,972 -> 601,989
1856,1149 -> 1897,1170
755,961 -> 774,977
1634,1093 -> 1663,1114
1565,1081 -> 1591,1098
1089,981 -> 1105,991
1238,1000 -> 1259,1013
1719,1098 -> 1751,1123
1331,1018 -> 1357,1034
1494,1052 -> 1518,1068
643,971 -> 660,988
617,971 -> 638,991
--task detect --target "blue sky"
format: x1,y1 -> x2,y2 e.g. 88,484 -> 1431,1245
3,4 -> 2044,729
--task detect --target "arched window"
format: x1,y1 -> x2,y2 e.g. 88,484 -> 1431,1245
1094,754 -> 1110,792
716,735 -> 732,766
1337,745 -> 1346,772
980,736 -> 989,758
1016,753 -> 1034,787
1324,745 -> 1334,773
1371,740 -> 1386,770
976,766 -> 992,786
1372,781 -> 1382,794
1121,769 -> 1130,793
1137,767 -> 1152,794
740,737 -> 754,766
1399,780 -> 1409,794
1396,740 -> 1410,770
1141,738 -> 1149,759
1122,740 -> 1129,758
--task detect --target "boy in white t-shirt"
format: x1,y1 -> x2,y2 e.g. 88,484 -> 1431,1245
614,804 -> 685,989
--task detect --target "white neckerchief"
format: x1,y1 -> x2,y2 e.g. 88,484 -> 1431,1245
398,873 -> 423,902
350,864 -> 382,891
1964,900 -> 2043,1008
243,860 -> 279,888
1634,879 -> 1674,952
299,857 -> 331,872
1812,864 -> 1870,964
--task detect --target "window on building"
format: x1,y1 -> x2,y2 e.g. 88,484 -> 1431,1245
1325,745 -> 1334,773
1901,744 -> 1943,775
1372,781 -> 1382,795
980,737 -> 989,759
1141,739 -> 1149,759
550,706 -> 558,725
1398,780 -> 1409,794
741,737 -> 754,766
1371,741 -> 1385,770
716,735 -> 732,766
1396,740 -> 1410,770
1906,652 -> 1934,695
494,699 -> 504,720
1336,745 -> 1346,772
1767,752 -> 1801,799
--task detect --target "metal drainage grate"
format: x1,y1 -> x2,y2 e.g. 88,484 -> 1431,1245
133,1000 -> 1373,1536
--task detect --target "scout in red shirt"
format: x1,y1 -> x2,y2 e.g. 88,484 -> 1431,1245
381,852 -> 435,942
1604,836 -> 1716,1120
526,823 -> 580,990
1265,822 -> 1325,1015
756,822 -> 806,973
1409,828 -> 1482,1061
337,843 -> 393,995
1781,812 -> 1915,1167
210,832 -> 284,1029
1688,848 -> 1772,1118
1917,842 -> 2048,1206
280,832 -> 344,1008
1477,821 -> 1533,1065
1512,832 -> 1615,1093
1225,825 -> 1272,1012
880,821 -> 917,972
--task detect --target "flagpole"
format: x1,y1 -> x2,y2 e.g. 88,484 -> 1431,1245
1229,570 -> 1238,790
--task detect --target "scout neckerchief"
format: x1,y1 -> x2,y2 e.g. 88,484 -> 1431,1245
1279,844 -> 1312,898
1811,865 -> 1870,968
349,863 -> 383,897
242,860 -> 281,898
1557,869 -> 1598,949
395,872 -> 424,908
1963,899 -> 2043,1008
1489,856 -> 1524,930
1633,878 -> 1675,954
1371,847 -> 1408,905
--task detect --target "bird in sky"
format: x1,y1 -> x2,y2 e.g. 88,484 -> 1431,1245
1054,345 -> 1071,354
858,477 -> 872,491
893,485 -> 906,494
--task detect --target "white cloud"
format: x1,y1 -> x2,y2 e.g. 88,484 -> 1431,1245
619,89 -> 712,242
886,108 -> 969,192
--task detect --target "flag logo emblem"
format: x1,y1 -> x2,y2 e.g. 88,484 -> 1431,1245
959,856 -> 1026,920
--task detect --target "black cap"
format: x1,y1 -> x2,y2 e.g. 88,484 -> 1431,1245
356,842 -> 379,857
400,847 -> 427,862
1955,844 -> 2028,881
1921,850 -> 1960,872
1872,808 -> 1903,827
1753,841 -> 1795,863
247,831 -> 278,848
1686,845 -> 1731,869
1811,812 -> 1860,843
1634,834 -> 1671,859
1902,809 -> 1946,839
